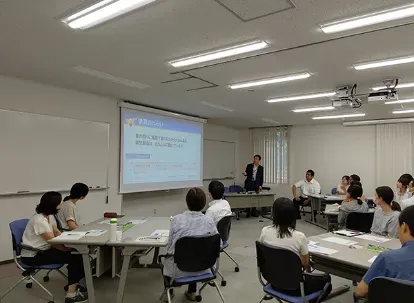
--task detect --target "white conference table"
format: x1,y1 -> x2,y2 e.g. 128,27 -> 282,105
107,217 -> 171,303
308,232 -> 401,282
49,216 -> 171,303
225,192 -> 275,209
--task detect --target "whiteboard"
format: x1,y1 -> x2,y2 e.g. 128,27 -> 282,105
203,139 -> 235,180
0,110 -> 109,194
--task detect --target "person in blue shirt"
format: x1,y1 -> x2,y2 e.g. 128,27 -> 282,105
356,205 -> 414,298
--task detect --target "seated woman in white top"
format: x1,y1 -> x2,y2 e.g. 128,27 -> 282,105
57,183 -> 89,230
163,188 -> 218,301
394,174 -> 413,204
260,197 -> 332,299
371,186 -> 401,238
336,175 -> 350,195
338,184 -> 369,227
21,192 -> 87,303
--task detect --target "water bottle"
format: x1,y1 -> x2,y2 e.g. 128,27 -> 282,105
110,218 -> 118,241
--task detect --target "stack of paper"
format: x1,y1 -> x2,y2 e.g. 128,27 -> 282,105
308,244 -> 338,255
86,230 -> 107,237
56,232 -> 87,240
333,230 -> 363,237
355,234 -> 391,243
322,237 -> 358,246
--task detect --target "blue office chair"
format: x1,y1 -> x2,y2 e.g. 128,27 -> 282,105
224,187 -> 230,194
0,219 -> 67,303
216,216 -> 240,287
158,234 -> 226,303
331,188 -> 337,195
229,185 -> 243,193
256,241 -> 331,303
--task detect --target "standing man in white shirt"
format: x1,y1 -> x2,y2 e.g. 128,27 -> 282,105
292,170 -> 321,219
205,180 -> 232,224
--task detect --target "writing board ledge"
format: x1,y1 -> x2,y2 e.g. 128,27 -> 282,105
0,187 -> 108,197
203,177 -> 235,181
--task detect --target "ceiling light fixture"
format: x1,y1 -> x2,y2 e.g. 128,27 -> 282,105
261,118 -> 280,124
229,72 -> 310,90
293,106 -> 334,113
344,118 -> 414,126
385,98 -> 414,104
267,92 -> 336,103
372,81 -> 414,91
392,109 -> 414,114
201,101 -> 235,112
319,4 -> 414,34
354,55 -> 414,70
169,40 -> 268,68
313,113 -> 366,120
62,0 -> 156,30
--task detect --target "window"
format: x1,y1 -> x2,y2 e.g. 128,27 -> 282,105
250,127 -> 288,184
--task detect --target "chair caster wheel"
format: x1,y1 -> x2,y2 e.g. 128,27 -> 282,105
43,276 -> 50,282
221,280 -> 227,287
235,267 -> 240,272
196,295 -> 202,302
64,285 -> 68,291
26,283 -> 32,288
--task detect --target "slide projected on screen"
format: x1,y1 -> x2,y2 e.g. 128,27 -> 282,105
120,108 -> 203,193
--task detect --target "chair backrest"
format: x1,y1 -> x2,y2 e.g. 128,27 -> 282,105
369,277 -> 414,302
224,187 -> 230,194
174,234 -> 221,272
217,216 -> 232,242
331,188 -> 337,195
9,219 -> 30,255
256,241 -> 303,290
346,212 -> 374,233
229,185 -> 243,193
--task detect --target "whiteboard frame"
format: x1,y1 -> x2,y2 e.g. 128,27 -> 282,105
0,109 -> 110,196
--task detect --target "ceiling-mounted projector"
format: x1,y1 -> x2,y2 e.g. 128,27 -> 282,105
331,85 -> 362,108
368,89 -> 398,102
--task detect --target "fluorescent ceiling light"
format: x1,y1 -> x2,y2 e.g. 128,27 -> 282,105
385,98 -> 414,104
344,118 -> 414,126
267,92 -> 336,103
293,106 -> 335,113
319,4 -> 414,34
62,0 -> 156,30
313,113 -> 366,120
201,101 -> 235,112
229,72 -> 310,90
169,40 -> 268,68
74,66 -> 149,89
354,55 -> 414,70
372,81 -> 414,91
261,118 -> 280,124
393,109 -> 414,114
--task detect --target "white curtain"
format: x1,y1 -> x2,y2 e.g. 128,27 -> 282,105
250,127 -> 289,184
375,123 -> 413,187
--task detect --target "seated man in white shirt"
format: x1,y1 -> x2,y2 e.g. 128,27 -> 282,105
292,169 -> 321,219
205,180 -> 232,224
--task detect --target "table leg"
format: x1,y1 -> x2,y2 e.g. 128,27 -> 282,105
72,245 -> 96,303
116,254 -> 131,303
146,247 -> 161,268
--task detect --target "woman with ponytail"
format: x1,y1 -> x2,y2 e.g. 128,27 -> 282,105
371,186 -> 401,238
338,185 -> 368,227
57,183 -> 89,230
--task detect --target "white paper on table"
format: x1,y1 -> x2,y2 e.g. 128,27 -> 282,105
308,244 -> 338,255
135,237 -> 165,243
322,237 -> 358,246
130,220 -> 146,225
86,230 -> 107,237
151,230 -> 170,237
368,256 -> 378,263
355,234 -> 391,243
98,219 -> 110,224
56,232 -> 87,240
308,240 -> 319,245
333,230 -> 360,237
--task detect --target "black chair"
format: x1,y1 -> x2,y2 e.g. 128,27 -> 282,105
368,277 -> 414,302
159,234 -> 226,303
256,241 -> 331,303
346,212 -> 374,233
216,216 -> 240,287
